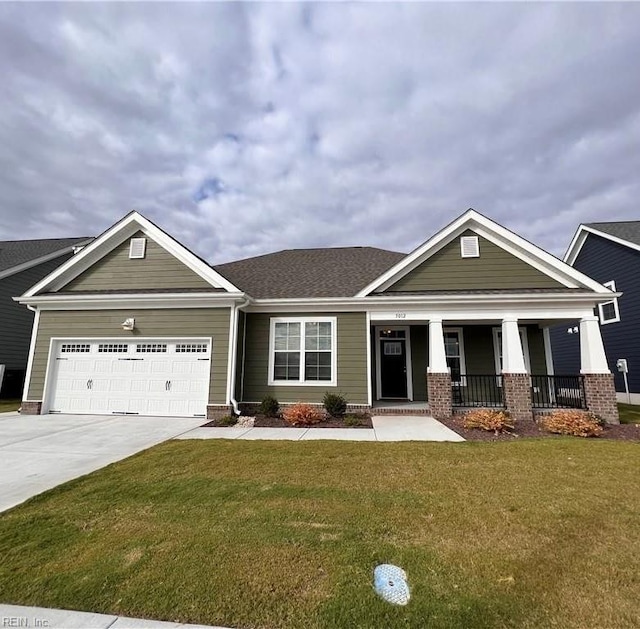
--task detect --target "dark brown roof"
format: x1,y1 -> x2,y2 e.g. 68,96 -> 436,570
214,247 -> 406,298
585,221 -> 640,247
382,288 -> 593,295
0,237 -> 92,274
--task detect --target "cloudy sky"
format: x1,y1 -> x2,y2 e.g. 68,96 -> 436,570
1,2 -> 639,264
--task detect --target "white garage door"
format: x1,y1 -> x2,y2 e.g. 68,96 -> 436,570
47,339 -> 211,417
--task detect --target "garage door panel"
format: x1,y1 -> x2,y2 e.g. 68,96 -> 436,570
48,339 -> 211,417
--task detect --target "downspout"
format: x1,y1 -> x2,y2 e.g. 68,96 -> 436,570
229,297 -> 250,416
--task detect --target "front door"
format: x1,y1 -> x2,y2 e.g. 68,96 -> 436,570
380,339 -> 408,398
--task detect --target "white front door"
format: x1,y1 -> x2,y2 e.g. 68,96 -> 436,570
48,339 -> 211,417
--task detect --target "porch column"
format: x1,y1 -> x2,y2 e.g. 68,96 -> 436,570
579,315 -> 619,423
426,318 -> 451,420
501,318 -> 532,421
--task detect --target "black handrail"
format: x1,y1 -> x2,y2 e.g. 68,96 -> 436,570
451,375 -> 504,408
531,375 -> 586,409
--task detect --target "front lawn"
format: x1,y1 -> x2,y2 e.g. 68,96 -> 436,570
0,440 -> 638,628
618,402 -> 640,424
0,399 -> 20,412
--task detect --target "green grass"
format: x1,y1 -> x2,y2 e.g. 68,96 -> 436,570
617,402 -> 640,424
0,440 -> 638,629
0,399 -> 20,412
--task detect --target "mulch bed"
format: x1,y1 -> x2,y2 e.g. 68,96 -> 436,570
203,413 -> 373,429
439,415 -> 640,442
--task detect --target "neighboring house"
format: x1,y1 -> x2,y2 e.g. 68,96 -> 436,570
0,237 -> 92,398
552,221 -> 640,404
15,209 -> 620,423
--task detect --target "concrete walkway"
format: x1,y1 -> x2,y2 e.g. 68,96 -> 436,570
0,604 -> 231,629
176,415 -> 464,442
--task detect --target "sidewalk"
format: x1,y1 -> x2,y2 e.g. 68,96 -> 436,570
176,415 -> 464,442
0,604 -> 232,629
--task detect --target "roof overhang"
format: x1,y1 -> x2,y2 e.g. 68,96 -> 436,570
15,291 -> 248,310
0,239 -> 94,281
356,209 -> 609,296
22,211 -> 240,297
564,224 -> 640,266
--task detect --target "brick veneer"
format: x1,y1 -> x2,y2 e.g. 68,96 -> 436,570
207,404 -> 233,420
20,401 -> 42,415
238,402 -> 372,415
426,372 -> 452,419
503,373 -> 533,421
583,373 -> 620,424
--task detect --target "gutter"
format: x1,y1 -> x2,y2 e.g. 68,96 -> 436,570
229,297 -> 251,416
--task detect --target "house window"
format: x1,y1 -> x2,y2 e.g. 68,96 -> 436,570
269,317 -> 337,386
598,280 -> 620,324
444,328 -> 467,385
493,327 -> 531,376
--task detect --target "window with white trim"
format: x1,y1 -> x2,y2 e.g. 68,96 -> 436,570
493,327 -> 531,377
444,328 -> 467,385
598,280 -> 620,324
269,317 -> 336,385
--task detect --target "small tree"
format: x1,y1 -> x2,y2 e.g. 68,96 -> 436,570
323,392 -> 347,418
259,395 -> 280,417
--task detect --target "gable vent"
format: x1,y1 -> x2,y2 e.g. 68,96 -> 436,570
460,235 -> 479,258
129,237 -> 146,259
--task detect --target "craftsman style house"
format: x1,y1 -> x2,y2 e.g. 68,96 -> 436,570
15,209 -> 620,423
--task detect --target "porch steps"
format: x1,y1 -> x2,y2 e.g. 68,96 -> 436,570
372,405 -> 432,416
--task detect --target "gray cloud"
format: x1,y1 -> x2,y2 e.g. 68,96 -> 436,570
0,2 -> 639,264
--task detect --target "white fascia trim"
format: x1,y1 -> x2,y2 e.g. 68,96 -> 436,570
564,225 -> 640,265
23,211 -> 240,297
0,240 -> 93,281
14,292 -> 247,311
355,209 -> 607,296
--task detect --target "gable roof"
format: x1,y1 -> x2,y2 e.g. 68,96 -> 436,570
564,221 -> 640,265
0,237 -> 92,280
23,211 -> 241,297
356,208 -> 609,296
214,247 -> 405,299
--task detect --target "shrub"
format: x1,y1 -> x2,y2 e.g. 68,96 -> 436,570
217,415 -> 238,427
539,410 -> 603,438
343,414 -> 364,427
462,409 -> 514,434
259,395 -> 280,417
282,403 -> 325,426
323,392 -> 347,418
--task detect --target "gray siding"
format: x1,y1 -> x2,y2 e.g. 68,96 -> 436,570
384,230 -> 562,292
27,308 -> 230,403
410,325 -> 428,401
0,254 -> 74,371
62,231 -> 212,292
242,312 -> 368,404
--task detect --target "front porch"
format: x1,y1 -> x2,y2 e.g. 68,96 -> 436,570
369,316 -> 619,423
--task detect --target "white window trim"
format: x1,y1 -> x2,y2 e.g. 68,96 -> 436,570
598,280 -> 620,325
375,325 -> 413,400
129,237 -> 147,259
460,235 -> 480,258
492,327 -> 531,383
444,327 -> 467,387
268,317 -> 337,387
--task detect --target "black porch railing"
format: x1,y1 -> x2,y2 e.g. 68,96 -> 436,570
531,375 -> 586,409
452,375 -> 504,408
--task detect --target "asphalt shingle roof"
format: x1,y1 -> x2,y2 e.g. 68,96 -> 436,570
585,221 -> 640,247
0,237 -> 91,274
214,247 -> 406,298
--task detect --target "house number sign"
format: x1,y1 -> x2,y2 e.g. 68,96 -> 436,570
395,313 -> 406,319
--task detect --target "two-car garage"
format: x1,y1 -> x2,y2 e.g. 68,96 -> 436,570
46,339 -> 211,417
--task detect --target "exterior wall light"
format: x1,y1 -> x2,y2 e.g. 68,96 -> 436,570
121,318 -> 135,331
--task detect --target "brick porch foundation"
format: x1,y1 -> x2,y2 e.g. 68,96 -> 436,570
206,404 -> 232,420
426,372 -> 452,420
19,401 -> 42,415
503,373 -> 533,421
583,373 -> 619,424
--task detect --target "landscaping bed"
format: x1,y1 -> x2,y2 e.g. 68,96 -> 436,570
440,414 -> 640,442
204,412 -> 373,428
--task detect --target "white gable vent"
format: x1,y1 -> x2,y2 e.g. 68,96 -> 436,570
129,237 -> 147,259
460,235 -> 479,258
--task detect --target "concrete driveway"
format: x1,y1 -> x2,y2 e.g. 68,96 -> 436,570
0,412 -> 204,513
